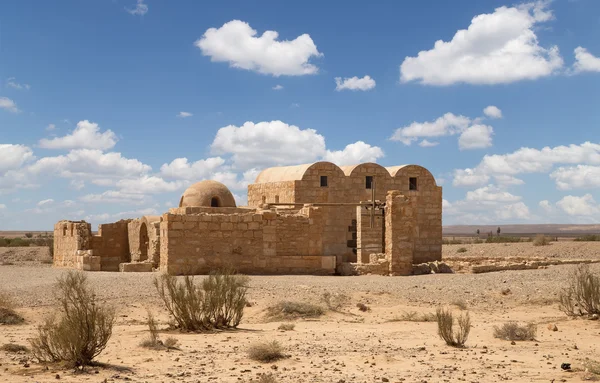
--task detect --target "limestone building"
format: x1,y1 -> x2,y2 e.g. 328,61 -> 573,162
53,162 -> 442,275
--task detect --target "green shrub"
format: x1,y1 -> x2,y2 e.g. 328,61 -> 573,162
574,235 -> 600,242
559,265 -> 600,316
442,238 -> 463,245
25,233 -> 33,238
436,307 -> 470,348
248,340 -> 285,363
30,272 -> 115,367
485,236 -> 521,243
493,322 -> 537,341
154,269 -> 249,332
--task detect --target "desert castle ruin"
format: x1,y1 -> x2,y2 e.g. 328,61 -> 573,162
53,161 -> 442,275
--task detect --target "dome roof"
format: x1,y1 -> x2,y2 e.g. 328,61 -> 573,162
179,180 -> 237,208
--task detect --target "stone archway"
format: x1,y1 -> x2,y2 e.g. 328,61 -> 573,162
139,222 -> 149,262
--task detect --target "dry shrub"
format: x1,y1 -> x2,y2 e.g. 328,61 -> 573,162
320,292 -> 348,311
0,291 -> 24,325
30,271 -> 115,367
452,299 -> 468,310
356,303 -> 369,312
559,265 -> 600,317
248,340 -> 284,363
457,247 -> 468,253
277,323 -> 295,331
436,307 -> 470,348
585,359 -> 600,375
390,311 -> 436,322
154,269 -> 249,332
140,310 -> 162,349
533,235 -> 551,246
1,343 -> 29,353
256,373 -> 278,383
265,301 -> 324,320
493,322 -> 537,341
500,287 -> 511,296
163,337 -> 179,349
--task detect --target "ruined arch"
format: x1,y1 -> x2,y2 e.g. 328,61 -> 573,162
139,222 -> 149,262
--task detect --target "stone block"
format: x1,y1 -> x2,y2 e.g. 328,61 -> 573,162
119,262 -> 154,272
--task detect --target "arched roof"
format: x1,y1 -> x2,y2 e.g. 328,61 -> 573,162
385,165 -> 411,177
386,164 -> 437,186
179,180 -> 237,208
254,161 -> 343,183
339,162 -> 388,176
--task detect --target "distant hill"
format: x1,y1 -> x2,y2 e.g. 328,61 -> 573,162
443,224 -> 600,236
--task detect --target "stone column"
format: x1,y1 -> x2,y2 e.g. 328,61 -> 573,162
385,191 -> 415,276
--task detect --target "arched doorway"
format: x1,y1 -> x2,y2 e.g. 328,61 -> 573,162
210,196 -> 220,207
139,222 -> 149,262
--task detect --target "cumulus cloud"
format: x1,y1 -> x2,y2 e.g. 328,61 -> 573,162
160,157 -> 226,180
272,85 -> 283,90
419,139 -> 439,148
69,180 -> 85,190
556,194 -> 600,216
390,113 -> 471,146
6,77 -> 30,90
550,165 -> 600,190
496,202 -> 531,220
126,0 -> 148,16
400,1 -> 563,85
572,47 -> 600,74
0,144 -> 34,173
38,120 -> 117,150
37,199 -> 54,207
211,120 -> 326,169
444,187 -> 531,222
116,176 -> 189,194
458,125 -> 494,150
80,190 -> 149,205
0,97 -> 20,113
483,106 -> 503,119
195,20 -> 322,76
465,185 -> 521,203
323,141 -> 384,166
453,142 -> 600,188
334,75 -> 376,91
539,200 -> 554,213
177,111 -> 193,118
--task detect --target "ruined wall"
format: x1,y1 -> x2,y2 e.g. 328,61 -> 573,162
160,207 -> 334,275
385,191 -> 414,276
248,181 -> 296,207
356,206 -> 384,264
127,216 -> 161,266
93,220 -> 132,271
127,219 -> 142,262
53,221 -> 92,268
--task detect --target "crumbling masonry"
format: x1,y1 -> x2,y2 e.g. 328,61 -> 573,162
54,162 -> 442,275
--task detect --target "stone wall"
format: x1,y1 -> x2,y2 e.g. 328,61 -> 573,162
385,191 -> 414,276
93,220 -> 132,271
127,219 -> 142,262
53,221 -> 92,268
248,181 -> 296,207
356,206 -> 384,264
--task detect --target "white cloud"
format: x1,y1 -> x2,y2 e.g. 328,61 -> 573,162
323,141 -> 384,166
453,168 -> 490,187
539,200 -> 554,213
390,113 -> 471,145
556,194 -> 600,216
400,1 -> 563,85
6,77 -> 30,91
419,139 -> 439,148
496,202 -> 531,220
80,190 -> 149,205
177,111 -> 193,118
195,20 -> 322,76
0,204 -> 5,209
37,199 -> 54,207
458,124 -> 494,150
46,124 -> 56,131
38,120 -> 117,150
465,185 -> 521,203
334,75 -> 376,91
494,175 -> 525,186
550,165 -> 600,190
126,0 -> 148,16
0,144 -> 34,173
0,97 -> 20,113
272,85 -> 283,90
211,120 -> 326,169
29,149 -> 151,179
69,180 -> 85,190
116,176 -> 189,194
483,105 -> 502,119
572,47 -> 600,73
160,157 -> 226,180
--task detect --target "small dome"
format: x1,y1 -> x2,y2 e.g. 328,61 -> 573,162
179,180 -> 237,208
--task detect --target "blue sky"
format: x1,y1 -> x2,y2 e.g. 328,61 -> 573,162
1,0 -> 599,230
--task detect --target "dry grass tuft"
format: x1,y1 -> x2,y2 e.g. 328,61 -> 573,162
457,247 -> 468,253
559,265 -> 600,317
452,299 -> 468,311
29,271 -> 115,367
265,301 -> 324,320
0,291 -> 24,325
533,235 -> 551,246
493,322 -> 537,341
436,307 -> 470,348
390,311 -> 436,322
584,359 -> 600,376
0,343 -> 29,353
320,292 -> 349,311
356,303 -> 369,312
154,268 -> 249,332
248,340 -> 285,363
256,373 -> 278,383
277,323 -> 295,331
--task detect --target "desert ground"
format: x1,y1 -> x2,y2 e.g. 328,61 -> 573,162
1,243 -> 600,383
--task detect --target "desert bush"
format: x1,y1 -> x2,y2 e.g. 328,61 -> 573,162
391,311 -> 436,322
485,236 -> 521,243
473,238 -> 484,244
256,373 -> 278,383
0,343 -> 29,353
493,322 -> 537,341
442,238 -> 463,245
559,265 -> 600,317
29,271 -> 115,367
436,307 -> 470,348
356,303 -> 369,312
0,291 -> 24,325
248,340 -> 285,363
457,247 -> 468,253
277,323 -> 295,331
154,269 -> 249,332
533,235 -> 551,246
574,235 -> 600,242
163,337 -> 179,349
584,359 -> 600,375
320,291 -> 348,311
140,310 -> 162,349
265,301 -> 324,320
25,233 -> 33,238
452,299 -> 468,310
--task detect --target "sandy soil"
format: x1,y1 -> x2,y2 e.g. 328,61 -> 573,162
1,244 -> 600,383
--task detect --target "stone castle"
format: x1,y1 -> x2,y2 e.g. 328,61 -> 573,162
53,161 -> 442,275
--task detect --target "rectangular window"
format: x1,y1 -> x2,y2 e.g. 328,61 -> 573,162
365,175 -> 373,189
409,177 -> 418,191
320,175 -> 328,187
